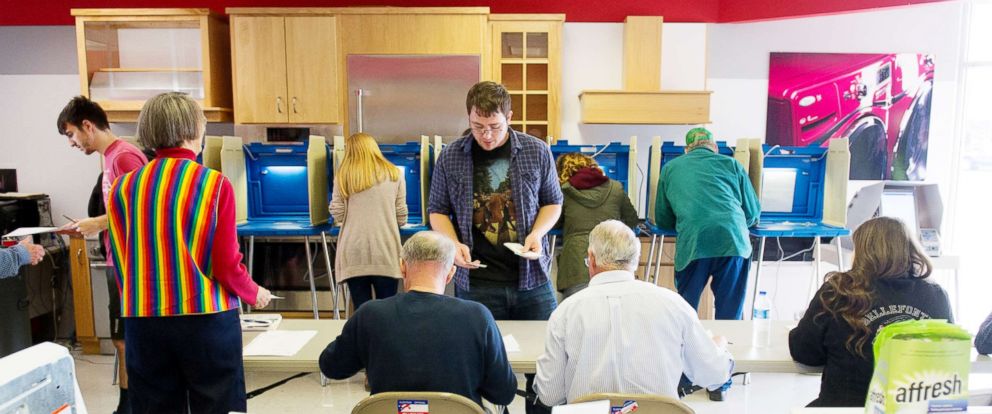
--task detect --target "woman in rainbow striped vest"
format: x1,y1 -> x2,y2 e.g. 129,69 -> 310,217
106,92 -> 272,414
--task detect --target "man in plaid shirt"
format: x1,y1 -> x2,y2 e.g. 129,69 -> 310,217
429,81 -> 563,321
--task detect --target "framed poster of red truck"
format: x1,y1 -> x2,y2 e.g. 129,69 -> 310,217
766,52 -> 934,180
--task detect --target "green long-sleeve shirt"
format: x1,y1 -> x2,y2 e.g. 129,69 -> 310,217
654,147 -> 760,271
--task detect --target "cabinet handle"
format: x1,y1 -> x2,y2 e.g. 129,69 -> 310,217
276,97 -> 283,114
292,97 -> 299,114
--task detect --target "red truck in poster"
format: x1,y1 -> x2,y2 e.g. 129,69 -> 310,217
766,53 -> 934,180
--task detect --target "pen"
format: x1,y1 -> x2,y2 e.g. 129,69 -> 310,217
62,214 -> 78,223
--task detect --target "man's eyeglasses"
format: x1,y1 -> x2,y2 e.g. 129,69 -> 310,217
471,124 -> 507,136
584,257 -> 590,268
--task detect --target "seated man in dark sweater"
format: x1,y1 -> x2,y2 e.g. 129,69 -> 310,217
319,231 -> 518,407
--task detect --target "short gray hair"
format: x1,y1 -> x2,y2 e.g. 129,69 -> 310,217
589,220 -> 640,271
402,231 -> 456,269
136,92 -> 206,150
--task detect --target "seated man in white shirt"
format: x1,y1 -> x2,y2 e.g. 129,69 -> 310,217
534,220 -> 734,407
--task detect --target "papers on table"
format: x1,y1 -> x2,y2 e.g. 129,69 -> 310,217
243,330 -> 316,357
3,227 -> 59,239
240,313 -> 282,331
502,334 -> 521,353
551,400 -> 609,414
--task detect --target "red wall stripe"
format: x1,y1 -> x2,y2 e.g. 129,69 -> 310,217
0,0 -> 948,26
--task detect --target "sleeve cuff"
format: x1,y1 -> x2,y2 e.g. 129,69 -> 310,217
11,245 -> 30,266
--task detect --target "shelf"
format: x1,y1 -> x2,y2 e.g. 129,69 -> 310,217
97,101 -> 233,123
98,67 -> 202,72
579,90 -> 712,124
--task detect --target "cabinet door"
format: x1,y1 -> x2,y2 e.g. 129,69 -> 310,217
232,16 -> 289,123
491,20 -> 561,140
286,16 -> 339,123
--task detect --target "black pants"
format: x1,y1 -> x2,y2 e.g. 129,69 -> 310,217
346,276 -> 399,310
125,309 -> 246,414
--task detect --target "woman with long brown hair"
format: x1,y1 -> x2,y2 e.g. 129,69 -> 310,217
330,132 -> 407,310
789,216 -> 952,407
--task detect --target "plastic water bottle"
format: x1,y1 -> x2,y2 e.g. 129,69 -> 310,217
752,291 -> 772,348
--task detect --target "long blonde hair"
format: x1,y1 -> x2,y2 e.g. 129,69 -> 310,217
817,216 -> 933,357
336,133 -> 400,199
556,153 -> 599,184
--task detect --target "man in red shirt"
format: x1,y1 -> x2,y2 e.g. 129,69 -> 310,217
56,96 -> 147,414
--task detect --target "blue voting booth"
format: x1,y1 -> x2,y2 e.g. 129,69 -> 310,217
229,137 -> 338,320
378,140 -> 432,237
743,138 -> 851,315
547,139 -> 637,247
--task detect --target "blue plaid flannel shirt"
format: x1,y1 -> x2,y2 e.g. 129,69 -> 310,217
428,130 -> 563,292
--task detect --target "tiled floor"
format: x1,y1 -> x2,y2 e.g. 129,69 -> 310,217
74,351 -> 824,413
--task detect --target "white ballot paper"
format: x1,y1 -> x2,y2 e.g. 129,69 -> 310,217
502,334 -> 521,353
3,227 -> 59,238
243,330 -> 317,357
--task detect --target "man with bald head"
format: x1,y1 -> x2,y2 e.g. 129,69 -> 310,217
319,231 -> 517,407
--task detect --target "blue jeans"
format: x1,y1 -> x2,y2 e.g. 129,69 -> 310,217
455,282 -> 557,321
675,256 -> 751,320
346,276 -> 399,310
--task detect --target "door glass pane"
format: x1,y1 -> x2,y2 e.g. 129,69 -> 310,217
525,124 -> 547,139
510,94 -> 523,117
527,94 -> 547,122
502,63 -> 523,90
502,33 -> 524,58
526,32 -> 549,58
526,63 -> 548,90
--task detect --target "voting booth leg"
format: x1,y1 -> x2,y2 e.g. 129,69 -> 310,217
835,236 -> 845,270
653,235 -> 666,286
643,235 -> 657,281
321,232 -> 339,320
810,237 -> 823,300
750,237 -> 767,319
304,236 -> 320,320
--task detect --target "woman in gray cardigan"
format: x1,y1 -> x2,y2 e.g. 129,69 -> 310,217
330,133 -> 408,310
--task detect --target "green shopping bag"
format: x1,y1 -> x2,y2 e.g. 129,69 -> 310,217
865,319 -> 972,413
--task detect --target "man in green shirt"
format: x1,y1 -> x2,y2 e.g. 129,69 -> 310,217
654,128 -> 760,320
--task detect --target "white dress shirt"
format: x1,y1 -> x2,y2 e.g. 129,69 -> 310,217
534,270 -> 734,405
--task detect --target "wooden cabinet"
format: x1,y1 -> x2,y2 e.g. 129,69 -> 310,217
71,8 -> 233,122
230,14 -> 339,124
490,15 -> 563,141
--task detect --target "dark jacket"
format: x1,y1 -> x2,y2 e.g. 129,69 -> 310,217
789,276 -> 952,407
319,291 -> 517,406
556,173 -> 639,293
976,311 -> 992,354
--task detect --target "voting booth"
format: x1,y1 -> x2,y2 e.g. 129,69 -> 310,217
742,137 -> 851,314
220,136 -> 337,320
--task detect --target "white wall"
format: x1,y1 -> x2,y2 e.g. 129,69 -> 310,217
560,22 -> 709,215
705,1 -> 969,320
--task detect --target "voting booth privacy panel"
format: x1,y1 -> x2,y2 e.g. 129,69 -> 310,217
333,135 -> 433,236
547,139 -> 639,210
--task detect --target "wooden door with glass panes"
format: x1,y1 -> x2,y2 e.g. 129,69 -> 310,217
490,17 -> 562,141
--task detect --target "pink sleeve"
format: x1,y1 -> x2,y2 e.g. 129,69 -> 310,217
211,178 -> 260,305
111,152 -> 147,178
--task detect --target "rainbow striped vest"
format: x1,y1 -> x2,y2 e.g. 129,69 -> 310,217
106,157 -> 238,317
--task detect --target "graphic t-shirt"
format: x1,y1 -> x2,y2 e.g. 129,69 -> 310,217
470,139 -> 519,286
